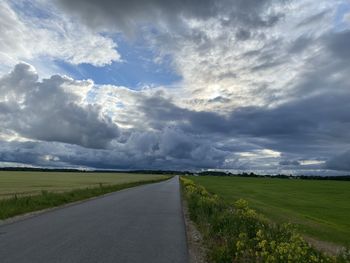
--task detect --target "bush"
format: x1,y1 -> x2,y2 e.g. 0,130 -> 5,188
181,177 -> 350,263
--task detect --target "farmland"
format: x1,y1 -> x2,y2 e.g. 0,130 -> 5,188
0,171 -> 167,199
190,176 -> 350,247
0,171 -> 169,219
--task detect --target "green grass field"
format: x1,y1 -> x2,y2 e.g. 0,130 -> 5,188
0,171 -> 166,199
190,176 -> 350,247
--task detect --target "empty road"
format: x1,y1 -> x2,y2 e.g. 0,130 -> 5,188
0,176 -> 188,263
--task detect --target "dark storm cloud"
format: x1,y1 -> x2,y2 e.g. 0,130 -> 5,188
325,30 -> 350,60
55,0 -> 221,33
136,95 -> 231,134
133,78 -> 350,166
54,0 -> 283,35
0,63 -> 119,148
279,160 -> 300,166
326,151 -> 350,171
0,141 -> 45,166
0,64 -> 227,170
0,128 -> 228,170
237,28 -> 350,166
158,92 -> 349,151
238,91 -> 350,158
229,93 -> 350,142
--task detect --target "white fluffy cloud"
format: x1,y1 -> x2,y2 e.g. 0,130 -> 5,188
54,0 -> 343,113
0,1 -> 120,74
144,0 -> 339,113
0,63 -> 119,148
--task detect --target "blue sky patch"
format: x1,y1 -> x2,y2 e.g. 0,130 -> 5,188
56,35 -> 181,89
334,1 -> 350,31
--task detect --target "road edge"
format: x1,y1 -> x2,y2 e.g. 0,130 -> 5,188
180,177 -> 207,263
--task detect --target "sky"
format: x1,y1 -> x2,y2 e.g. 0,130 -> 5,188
0,0 -> 350,174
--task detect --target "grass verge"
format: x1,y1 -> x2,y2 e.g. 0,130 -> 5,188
0,177 -> 170,220
181,177 -> 350,263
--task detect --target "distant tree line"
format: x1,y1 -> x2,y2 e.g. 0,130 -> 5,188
1,167 -> 349,181
0,167 -> 191,175
196,171 -> 350,181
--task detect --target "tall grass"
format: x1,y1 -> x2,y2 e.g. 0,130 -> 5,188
181,177 -> 350,263
0,177 -> 169,220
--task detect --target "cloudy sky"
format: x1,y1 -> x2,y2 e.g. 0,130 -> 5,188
1,0 -> 350,174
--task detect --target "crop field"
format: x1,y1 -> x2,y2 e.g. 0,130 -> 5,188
190,176 -> 350,247
0,171 -> 166,199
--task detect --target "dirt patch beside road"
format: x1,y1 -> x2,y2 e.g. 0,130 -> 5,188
182,197 -> 207,263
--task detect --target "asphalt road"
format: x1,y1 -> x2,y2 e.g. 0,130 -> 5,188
0,176 -> 188,263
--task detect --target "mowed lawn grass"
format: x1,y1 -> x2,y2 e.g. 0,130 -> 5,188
190,176 -> 350,247
0,171 -> 166,199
